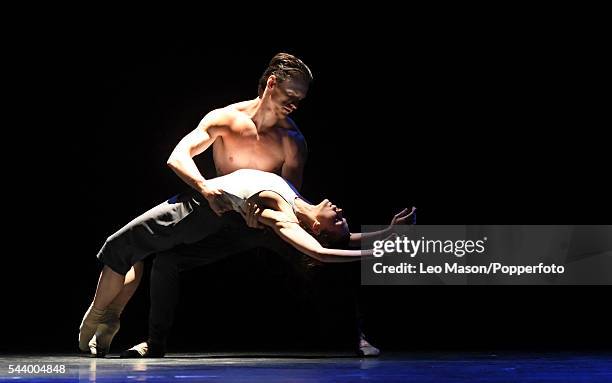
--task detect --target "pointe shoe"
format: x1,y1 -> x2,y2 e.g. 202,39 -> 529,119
88,335 -> 98,356
357,337 -> 381,357
78,304 -> 106,352
94,310 -> 121,357
120,341 -> 166,358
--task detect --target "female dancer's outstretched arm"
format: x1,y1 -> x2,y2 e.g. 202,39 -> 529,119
347,207 -> 416,248
273,220 -> 372,263
246,204 -> 371,263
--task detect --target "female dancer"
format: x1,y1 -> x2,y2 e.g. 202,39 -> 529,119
79,168 -> 415,355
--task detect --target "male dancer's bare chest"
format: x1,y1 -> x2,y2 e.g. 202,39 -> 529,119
213,131 -> 285,176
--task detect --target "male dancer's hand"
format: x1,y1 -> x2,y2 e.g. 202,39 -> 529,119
242,201 -> 265,229
201,186 -> 232,216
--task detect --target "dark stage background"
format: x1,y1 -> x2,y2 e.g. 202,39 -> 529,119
5,26 -> 610,354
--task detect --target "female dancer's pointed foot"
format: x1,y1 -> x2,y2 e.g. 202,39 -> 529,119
84,335 -> 101,357
77,335 -> 99,357
78,305 -> 106,352
94,310 -> 121,356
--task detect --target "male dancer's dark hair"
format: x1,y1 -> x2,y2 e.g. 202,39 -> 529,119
257,53 -> 313,97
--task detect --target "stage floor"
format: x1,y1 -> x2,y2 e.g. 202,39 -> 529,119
1,352 -> 611,382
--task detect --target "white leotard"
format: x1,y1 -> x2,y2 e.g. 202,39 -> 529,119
205,169 -> 301,212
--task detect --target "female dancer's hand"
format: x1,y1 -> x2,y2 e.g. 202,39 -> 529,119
390,207 -> 417,226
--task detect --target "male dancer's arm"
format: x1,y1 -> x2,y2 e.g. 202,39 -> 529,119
167,109 -> 233,216
281,119 -> 308,191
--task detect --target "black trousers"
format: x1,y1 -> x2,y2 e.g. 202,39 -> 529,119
97,192 -> 227,275
147,212 -> 366,346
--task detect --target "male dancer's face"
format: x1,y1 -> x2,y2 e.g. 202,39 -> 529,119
269,77 -> 309,117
